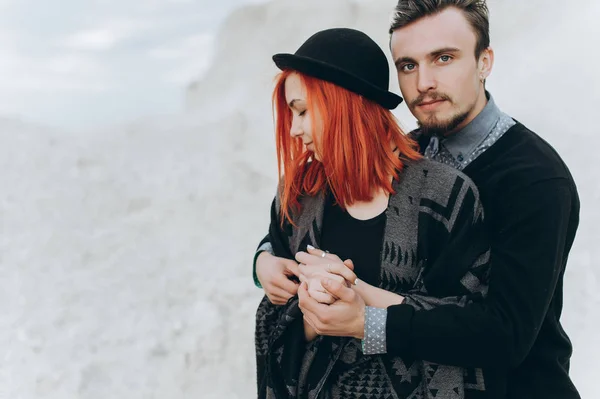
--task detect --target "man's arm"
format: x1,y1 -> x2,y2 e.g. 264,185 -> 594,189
386,178 -> 576,368
253,196 -> 300,305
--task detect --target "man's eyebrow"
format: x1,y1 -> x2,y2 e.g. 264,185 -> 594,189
394,56 -> 416,67
429,47 -> 461,58
394,47 -> 461,67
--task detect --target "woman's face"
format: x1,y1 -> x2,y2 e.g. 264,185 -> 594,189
284,73 -> 322,161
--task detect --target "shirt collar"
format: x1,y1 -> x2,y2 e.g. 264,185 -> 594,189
441,92 -> 502,160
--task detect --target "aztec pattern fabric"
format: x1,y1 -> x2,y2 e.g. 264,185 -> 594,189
255,157 -> 491,399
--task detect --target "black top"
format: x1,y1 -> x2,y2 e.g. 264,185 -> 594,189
388,122 -> 581,398
320,192 -> 387,287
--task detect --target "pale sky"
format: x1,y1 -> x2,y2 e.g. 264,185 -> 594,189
0,0 -> 264,130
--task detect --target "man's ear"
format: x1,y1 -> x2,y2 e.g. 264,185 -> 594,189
478,46 -> 494,82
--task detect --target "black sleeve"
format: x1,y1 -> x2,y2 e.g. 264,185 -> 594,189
255,196 -> 280,252
256,233 -> 271,252
267,196 -> 293,260
252,195 -> 295,287
386,178 -> 575,368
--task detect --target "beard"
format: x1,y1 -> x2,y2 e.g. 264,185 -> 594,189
410,91 -> 472,137
417,110 -> 470,137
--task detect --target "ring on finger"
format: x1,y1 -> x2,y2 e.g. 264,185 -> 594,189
321,251 -> 326,258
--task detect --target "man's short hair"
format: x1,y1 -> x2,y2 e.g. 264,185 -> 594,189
389,0 -> 490,58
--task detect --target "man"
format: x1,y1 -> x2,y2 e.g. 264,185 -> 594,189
253,1 -> 580,398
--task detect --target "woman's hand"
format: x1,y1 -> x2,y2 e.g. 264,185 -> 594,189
295,246 -> 358,288
296,246 -> 404,309
300,270 -> 346,304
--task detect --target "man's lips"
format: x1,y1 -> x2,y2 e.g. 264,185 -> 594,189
418,99 -> 445,106
417,99 -> 446,110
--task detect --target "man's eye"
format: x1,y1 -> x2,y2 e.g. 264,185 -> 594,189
402,64 -> 416,72
439,55 -> 452,62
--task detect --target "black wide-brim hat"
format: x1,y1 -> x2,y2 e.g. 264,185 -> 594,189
273,28 -> 402,109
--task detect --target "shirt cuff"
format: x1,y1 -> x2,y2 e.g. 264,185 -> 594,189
253,242 -> 274,288
361,306 -> 387,355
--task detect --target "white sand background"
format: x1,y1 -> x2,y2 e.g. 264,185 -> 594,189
0,0 -> 598,398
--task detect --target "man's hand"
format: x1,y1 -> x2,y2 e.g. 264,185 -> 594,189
256,252 -> 300,305
298,278 -> 365,339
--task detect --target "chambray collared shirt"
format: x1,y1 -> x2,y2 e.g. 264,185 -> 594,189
423,92 -> 516,171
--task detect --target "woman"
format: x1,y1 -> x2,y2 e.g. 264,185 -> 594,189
255,28 -> 490,399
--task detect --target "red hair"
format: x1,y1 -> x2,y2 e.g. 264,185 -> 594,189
272,70 -> 421,226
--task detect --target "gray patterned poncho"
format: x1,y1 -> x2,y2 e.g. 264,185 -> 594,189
255,158 -> 491,399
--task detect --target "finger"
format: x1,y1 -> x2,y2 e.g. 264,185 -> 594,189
343,259 -> 355,271
299,264 -> 332,279
297,281 -> 310,304
298,263 -> 317,279
302,268 -> 345,288
299,297 -> 320,325
303,265 -> 351,287
284,260 -> 300,278
322,278 -> 355,302
314,271 -> 344,285
323,272 -> 345,284
298,281 -> 324,314
303,313 -> 320,334
306,246 -> 342,262
296,251 -> 341,266
268,285 -> 295,302
327,263 -> 357,285
295,251 -> 322,265
298,273 -> 308,284
268,296 -> 288,305
309,290 -> 336,304
275,274 -> 299,296
267,291 -> 289,305
299,263 -> 346,276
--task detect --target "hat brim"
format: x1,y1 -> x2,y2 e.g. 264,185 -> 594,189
273,53 -> 403,109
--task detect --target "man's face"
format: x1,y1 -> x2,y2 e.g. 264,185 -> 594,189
390,7 -> 491,136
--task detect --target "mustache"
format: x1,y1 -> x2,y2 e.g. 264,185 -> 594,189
410,92 -> 452,108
